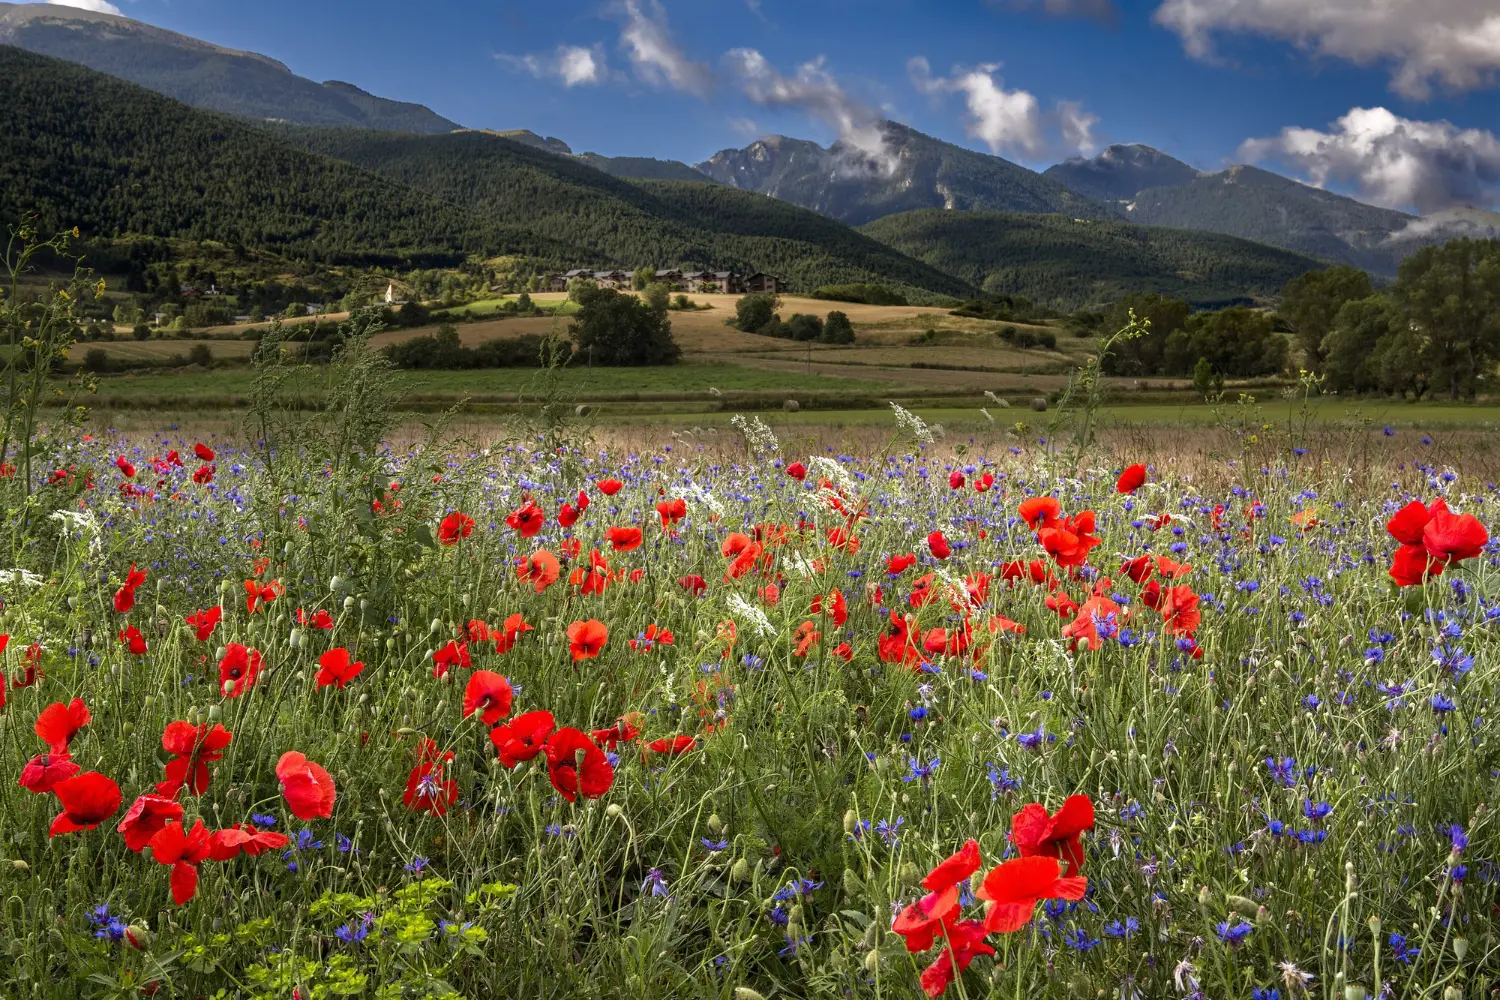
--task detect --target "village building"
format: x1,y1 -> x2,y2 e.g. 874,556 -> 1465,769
538,267 -> 781,296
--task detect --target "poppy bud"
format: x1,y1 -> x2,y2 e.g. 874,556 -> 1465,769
187,707 -> 202,726
207,705 -> 221,721
1227,895 -> 1257,918
1197,886 -> 1211,907
842,810 -> 857,835
1344,986 -> 1367,1000
842,869 -> 864,895
861,922 -> 881,948
1454,938 -> 1469,961
605,804 -> 623,818
708,813 -> 723,833
863,949 -> 880,973
385,638 -> 396,651
125,923 -> 151,950
1445,988 -> 1463,1000
289,630 -> 304,650
730,858 -> 749,882
67,596 -> 78,609
330,576 -> 346,592
429,618 -> 443,634
11,860 -> 28,872
733,990 -> 767,1000
787,904 -> 804,930
899,862 -> 921,886
121,722 -> 134,736
223,679 -> 236,697
1256,905 -> 1269,927
345,597 -> 358,611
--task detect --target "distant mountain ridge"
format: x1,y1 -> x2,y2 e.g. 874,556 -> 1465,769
0,1 -> 460,132
486,129 -> 711,183
695,121 -> 1109,226
1043,144 -> 1199,204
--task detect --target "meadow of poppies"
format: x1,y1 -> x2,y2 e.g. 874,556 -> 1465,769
0,420 -> 1496,999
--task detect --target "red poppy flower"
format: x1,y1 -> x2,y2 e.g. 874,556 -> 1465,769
207,823 -> 289,861
491,709 -> 556,767
832,641 -> 853,661
403,738 -> 459,815
431,640 -> 471,678
193,442 -> 215,462
185,606 -> 222,641
438,511 -> 475,545
892,839 -> 980,952
276,752 -> 336,820
35,698 -> 90,753
597,477 -> 623,495
812,589 -> 848,626
114,563 -> 147,613
463,670 -> 514,725
117,793 -> 184,851
559,502 -> 581,528
629,623 -> 675,651
591,713 -> 642,749
218,643 -> 262,697
887,552 -> 916,575
606,525 -> 643,551
516,549 -> 561,594
1038,512 -> 1102,568
316,648 -> 364,689
1390,542 -> 1445,587
948,471 -> 965,490
1018,496 -> 1062,530
1386,498 -> 1448,545
158,721 -> 233,797
297,608 -> 335,630
567,619 -> 609,662
656,498 -> 687,528
977,856 -> 1087,933
17,752 -> 80,794
544,726 -> 615,802
974,472 -> 995,493
505,501 -> 546,537
116,455 -> 136,478
148,819 -> 213,905
646,734 -> 698,756
1424,510 -> 1489,564
678,574 -> 708,595
243,579 -> 281,614
785,462 -> 806,481
928,531 -> 952,560
49,771 -> 122,837
118,625 -> 147,655
493,613 -> 534,654
919,918 -> 994,998
878,611 -> 925,667
1010,794 -> 1095,873
1115,463 -> 1147,494
192,464 -> 215,484
1146,584 -> 1201,637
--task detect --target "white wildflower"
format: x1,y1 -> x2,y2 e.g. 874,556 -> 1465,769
729,414 -> 779,454
1278,959 -> 1314,993
0,568 -> 43,588
726,593 -> 776,638
686,482 -> 725,519
49,508 -> 103,555
984,390 -> 1010,408
889,402 -> 935,445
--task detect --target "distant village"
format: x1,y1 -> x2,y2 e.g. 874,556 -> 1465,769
538,268 -> 786,295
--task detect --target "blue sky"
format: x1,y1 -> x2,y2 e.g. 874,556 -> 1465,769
62,0 -> 1500,211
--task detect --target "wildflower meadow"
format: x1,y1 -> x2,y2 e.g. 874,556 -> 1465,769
1,365 -> 1497,999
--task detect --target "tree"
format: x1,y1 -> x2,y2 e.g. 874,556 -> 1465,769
1191,357 -> 1222,399
822,310 -> 854,344
569,286 -> 681,366
1391,239 -> 1500,400
642,282 -> 670,315
1320,295 -> 1397,393
631,271 -> 650,291
1280,265 -> 1372,365
567,278 -> 598,303
1162,307 -> 1287,377
1099,294 -> 1190,375
783,314 -> 823,341
734,292 -> 780,333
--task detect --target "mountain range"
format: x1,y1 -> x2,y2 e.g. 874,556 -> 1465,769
4,1 -> 1494,282
0,1 -> 459,132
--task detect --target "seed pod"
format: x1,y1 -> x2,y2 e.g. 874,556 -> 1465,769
1453,937 -> 1468,961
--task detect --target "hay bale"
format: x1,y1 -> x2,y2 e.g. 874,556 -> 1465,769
1029,397 -> 1048,412
783,399 -> 800,413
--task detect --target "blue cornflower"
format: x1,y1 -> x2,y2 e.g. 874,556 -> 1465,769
642,868 -> 671,897
700,838 -> 729,852
1063,927 -> 1101,951
1216,920 -> 1253,946
1104,916 -> 1139,938
404,856 -> 429,873
87,904 -> 127,942
902,755 -> 940,787
1388,932 -> 1420,963
250,812 -> 277,826
1303,800 -> 1332,822
986,762 -> 1021,798
1431,693 -> 1456,714
876,818 -> 905,847
1266,756 -> 1298,787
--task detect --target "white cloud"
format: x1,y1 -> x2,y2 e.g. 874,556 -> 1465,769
1153,0 -> 1500,99
497,44 -> 607,87
1057,100 -> 1099,155
616,0 -> 714,94
46,0 -> 123,14
1239,107 -> 1500,213
728,116 -> 760,136
725,48 -> 893,168
913,57 -> 1062,157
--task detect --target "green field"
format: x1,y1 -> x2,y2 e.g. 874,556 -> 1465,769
432,297 -> 579,320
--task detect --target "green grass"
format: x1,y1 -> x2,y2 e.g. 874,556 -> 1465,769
433,297 -> 579,320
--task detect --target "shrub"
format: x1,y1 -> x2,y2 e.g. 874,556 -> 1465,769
81,347 -> 110,372
570,287 -> 681,366
783,313 -> 824,342
186,343 -> 214,366
821,310 -> 855,344
809,283 -> 908,306
734,293 -> 780,333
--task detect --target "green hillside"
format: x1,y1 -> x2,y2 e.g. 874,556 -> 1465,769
0,46 -> 575,267
859,209 -> 1325,309
281,128 -> 977,299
